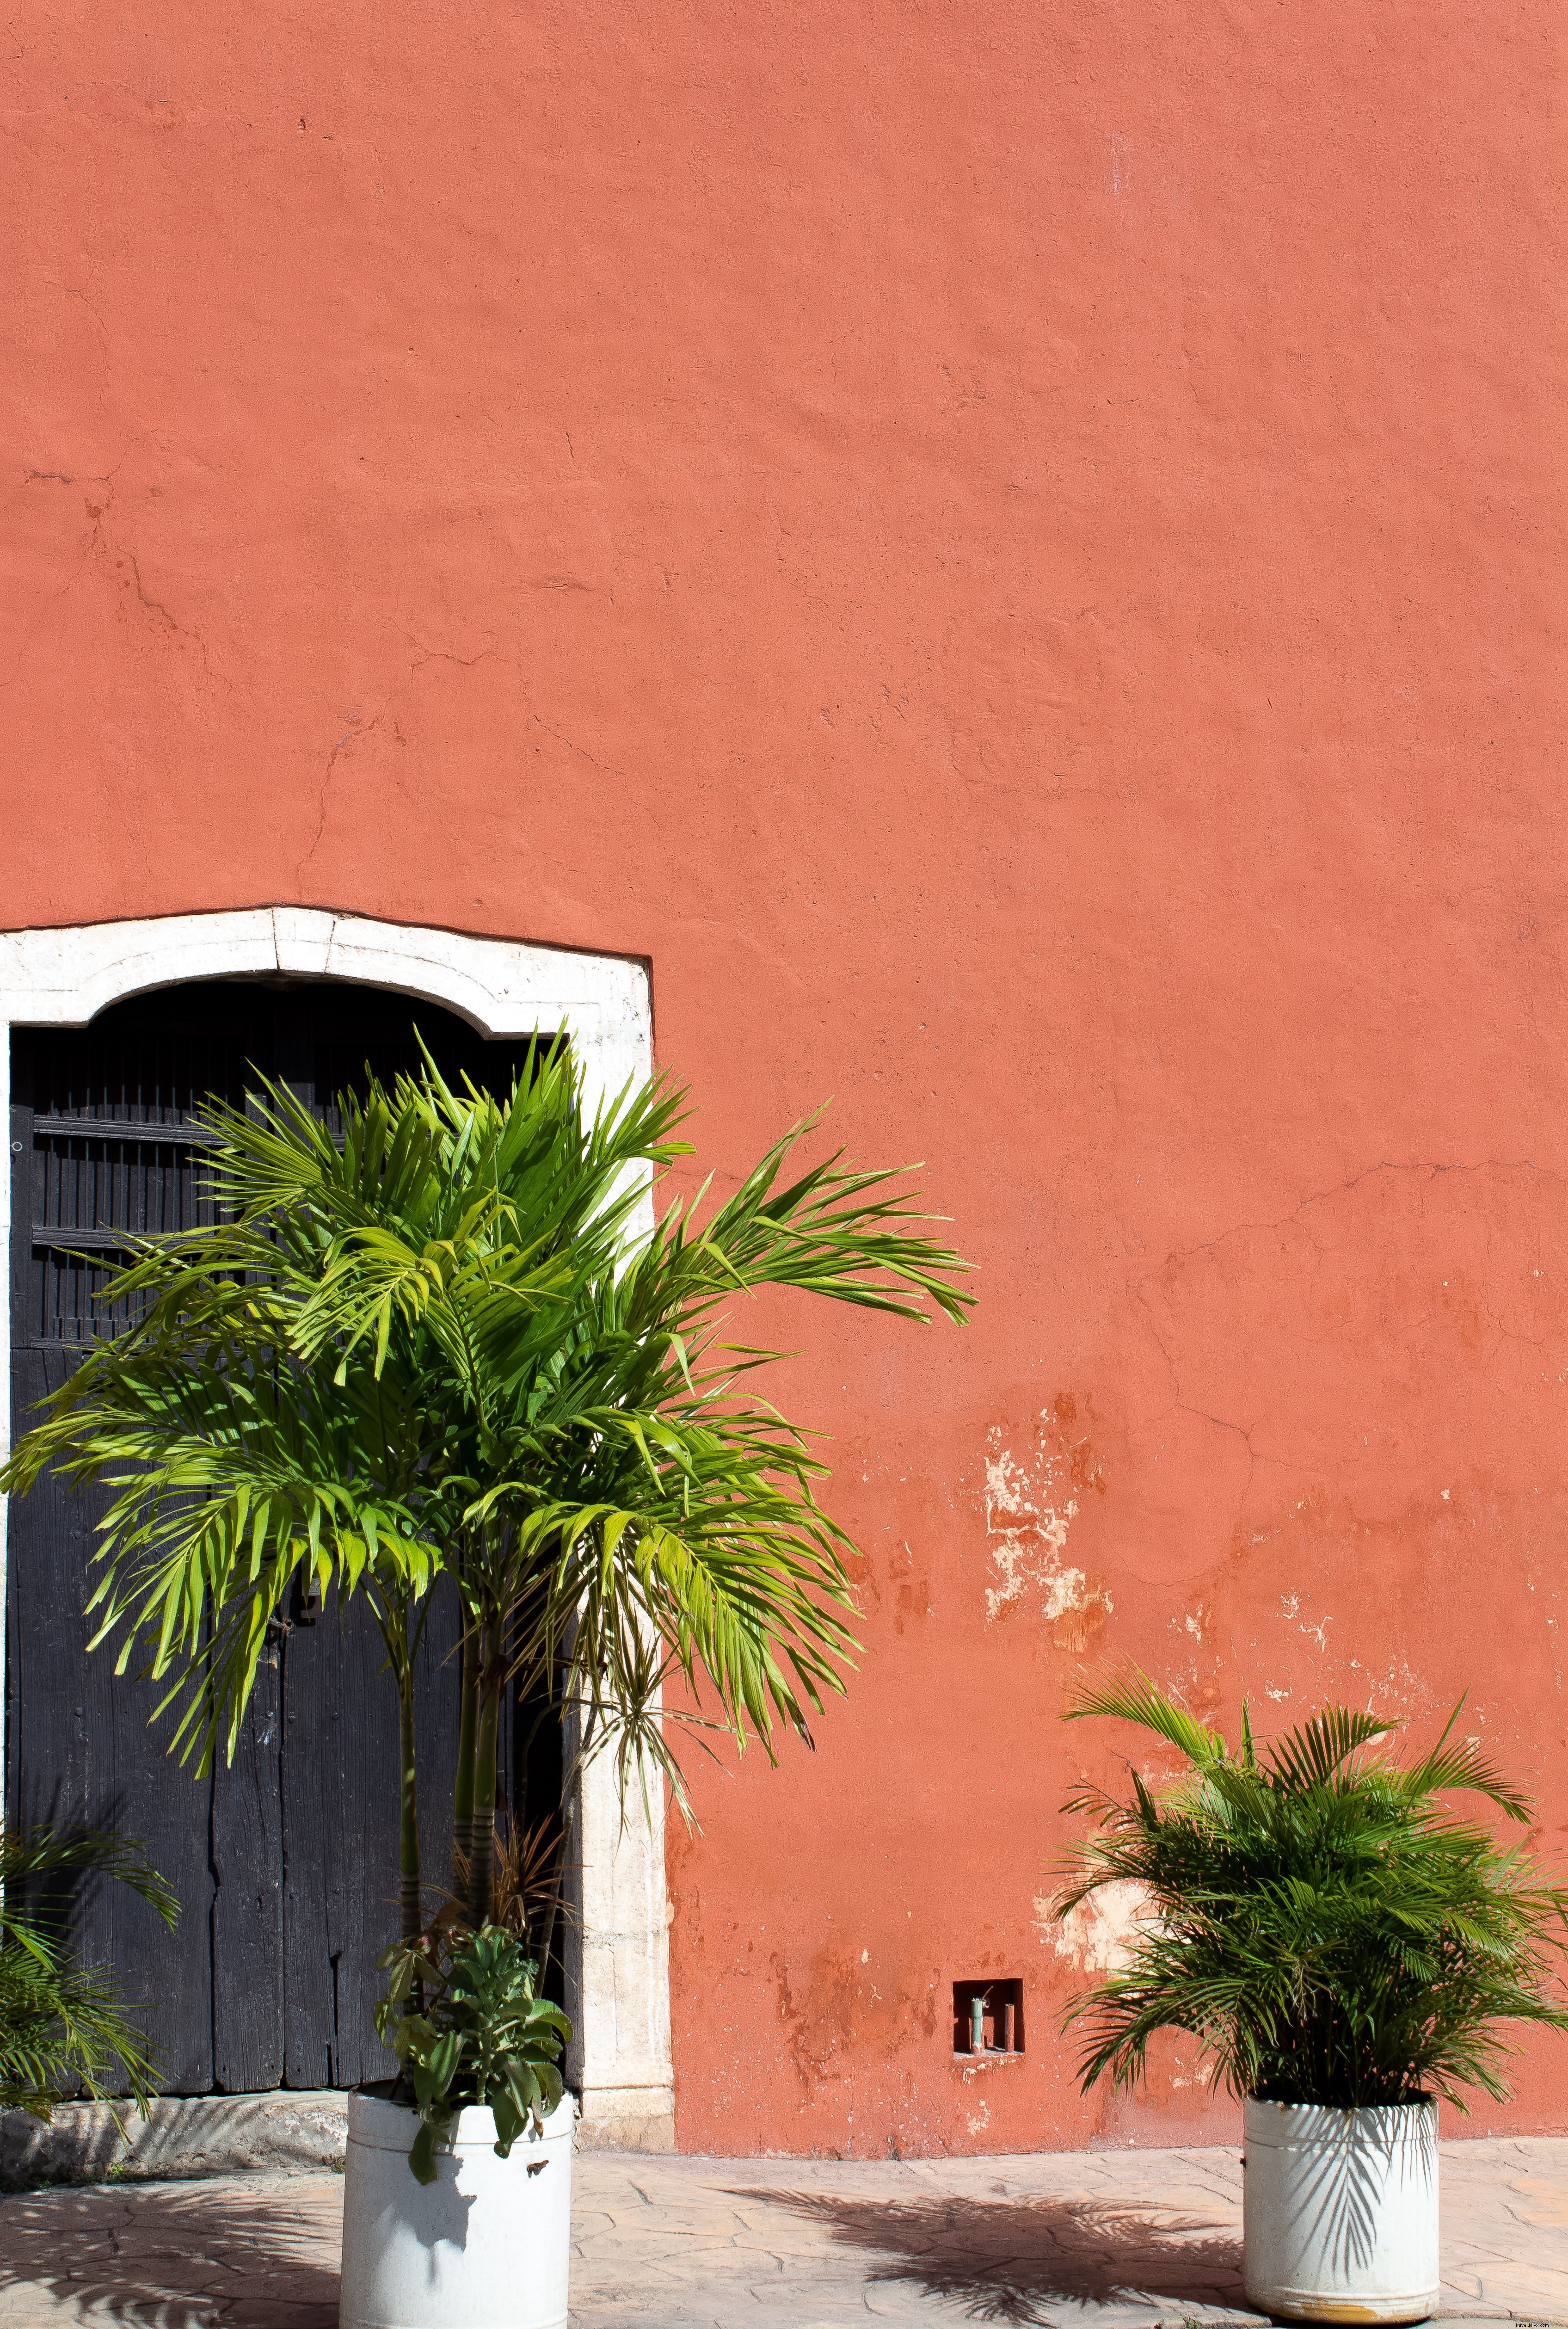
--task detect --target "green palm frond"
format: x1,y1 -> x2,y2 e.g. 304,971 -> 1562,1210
0,1825 -> 176,2119
0,1045 -> 973,1955
1066,1666 -> 1231,1769
1056,1671 -> 1568,2110
1266,1707 -> 1402,1791
618,1117 -> 974,1333
1393,1700 -> 1533,1823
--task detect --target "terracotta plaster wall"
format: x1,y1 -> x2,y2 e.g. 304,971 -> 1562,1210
5,1 -> 1567,2150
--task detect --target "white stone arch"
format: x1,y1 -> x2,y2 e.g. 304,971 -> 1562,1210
0,906 -> 672,2150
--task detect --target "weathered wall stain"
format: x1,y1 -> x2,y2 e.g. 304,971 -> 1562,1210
983,1405 -> 1112,1651
1047,1881 -> 1148,1978
5,0 -> 1566,2154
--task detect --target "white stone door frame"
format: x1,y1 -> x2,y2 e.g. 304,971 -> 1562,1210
0,906 -> 673,2149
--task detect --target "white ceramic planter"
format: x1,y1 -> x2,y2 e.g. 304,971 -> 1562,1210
1243,2096 -> 1439,2325
339,2087 -> 576,2329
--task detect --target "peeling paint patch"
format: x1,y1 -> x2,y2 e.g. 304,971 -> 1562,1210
982,1412 -> 1112,1649
1346,1651 -> 1433,1715
1044,1879 -> 1148,1974
1279,1589 -> 1334,1651
984,1432 -> 1077,1618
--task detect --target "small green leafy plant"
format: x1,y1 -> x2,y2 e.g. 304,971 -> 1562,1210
0,1824 -> 177,2120
375,1923 -> 570,2184
1056,1670 -> 1568,2109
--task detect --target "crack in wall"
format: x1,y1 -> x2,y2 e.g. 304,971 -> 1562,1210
529,713 -> 626,780
1132,1283 -> 1258,1532
0,477 -> 119,688
295,646 -> 503,890
1128,1158 -> 1568,1539
129,555 -> 234,694
1143,1159 -> 1568,1297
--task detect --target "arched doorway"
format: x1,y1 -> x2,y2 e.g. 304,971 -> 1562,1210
0,912 -> 673,2145
9,976 -> 556,2090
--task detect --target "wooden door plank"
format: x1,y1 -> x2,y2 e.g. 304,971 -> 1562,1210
279,1594 -> 395,2089
209,1643 -> 285,2092
7,1342 -> 218,2093
280,1582 -> 467,2087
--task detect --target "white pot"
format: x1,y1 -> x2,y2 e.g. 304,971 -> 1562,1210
339,2087 -> 576,2329
1243,2096 -> 1439,2325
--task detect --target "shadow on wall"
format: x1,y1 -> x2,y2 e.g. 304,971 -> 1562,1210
0,2176 -> 341,2327
0,2091 -> 346,2189
726,2186 -> 1246,2325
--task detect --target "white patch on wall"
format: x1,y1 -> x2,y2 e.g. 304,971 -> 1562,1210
1043,1879 -> 1148,1975
983,1421 -> 1106,1630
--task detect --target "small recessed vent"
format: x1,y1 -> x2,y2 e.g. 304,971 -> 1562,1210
953,1977 -> 1024,2057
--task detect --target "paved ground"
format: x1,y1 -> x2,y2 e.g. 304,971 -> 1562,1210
4,2138 -> 1568,2328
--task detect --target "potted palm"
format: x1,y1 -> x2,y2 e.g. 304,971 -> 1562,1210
0,1049 -> 971,2328
1056,1673 -> 1568,2326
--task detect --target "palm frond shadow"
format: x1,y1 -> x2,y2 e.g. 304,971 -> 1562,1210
0,2181 -> 340,2327
727,2186 -> 1248,2325
1281,2126 -> 1426,2278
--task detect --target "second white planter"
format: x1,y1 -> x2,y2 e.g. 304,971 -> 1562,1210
1242,2095 -> 1439,2325
339,2086 -> 576,2329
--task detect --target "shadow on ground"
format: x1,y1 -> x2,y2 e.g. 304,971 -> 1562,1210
0,2177 -> 341,2327
0,2093 -> 346,2190
726,2186 -> 1248,2325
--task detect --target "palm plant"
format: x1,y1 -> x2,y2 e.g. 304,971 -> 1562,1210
1056,1670 -> 1568,2109
0,1825 -> 177,2118
0,1048 -> 971,1992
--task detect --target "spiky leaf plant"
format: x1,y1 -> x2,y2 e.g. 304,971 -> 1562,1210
0,1825 -> 177,2119
1056,1670 -> 1568,2109
0,1047 -> 972,2005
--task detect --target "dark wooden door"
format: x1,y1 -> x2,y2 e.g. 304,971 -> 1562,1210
7,979 -> 547,2093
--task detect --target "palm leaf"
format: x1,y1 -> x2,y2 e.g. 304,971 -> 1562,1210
1266,1707 -> 1401,1790
1065,1667 -> 1230,1769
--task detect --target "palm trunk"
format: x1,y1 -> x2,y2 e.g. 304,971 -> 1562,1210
466,1620 -> 502,1928
536,1682 -> 590,1992
535,1767 -> 574,1990
396,1634 -> 422,1945
453,1614 -> 479,1888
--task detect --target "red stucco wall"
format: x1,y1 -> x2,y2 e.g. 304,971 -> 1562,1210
6,2 -> 1567,2151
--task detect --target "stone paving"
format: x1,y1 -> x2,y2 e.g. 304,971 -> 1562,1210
4,2138 -> 1568,2328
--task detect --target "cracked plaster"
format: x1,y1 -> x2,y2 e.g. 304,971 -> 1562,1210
4,0 -> 1567,2165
